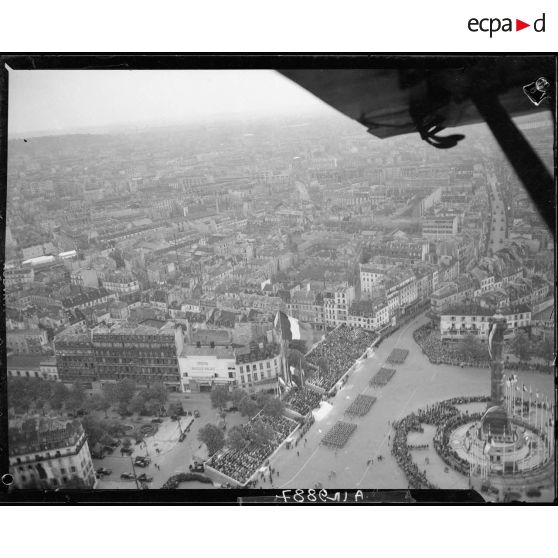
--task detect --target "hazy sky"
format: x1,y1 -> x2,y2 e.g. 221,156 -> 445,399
8,70 -> 331,137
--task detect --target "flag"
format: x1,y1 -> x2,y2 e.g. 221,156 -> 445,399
278,376 -> 286,387
483,441 -> 491,454
488,323 -> 497,359
536,392 -> 539,399
274,311 -> 302,341
523,384 -> 528,392
515,386 -> 520,392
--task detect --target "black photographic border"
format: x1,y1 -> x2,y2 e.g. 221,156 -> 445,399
0,53 -> 556,505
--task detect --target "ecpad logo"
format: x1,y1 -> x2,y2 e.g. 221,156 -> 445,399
468,13 -> 545,37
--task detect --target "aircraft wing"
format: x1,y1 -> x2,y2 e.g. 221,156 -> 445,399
279,59 -> 553,140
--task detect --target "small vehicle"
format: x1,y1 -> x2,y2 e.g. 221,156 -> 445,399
170,415 -> 178,421
96,467 -> 112,477
227,405 -> 238,412
193,410 -> 200,418
120,472 -> 136,480
120,447 -> 134,456
151,418 -> 163,423
137,473 -> 153,483
134,456 -> 151,467
189,461 -> 205,473
178,432 -> 186,442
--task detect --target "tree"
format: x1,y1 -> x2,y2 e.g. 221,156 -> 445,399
227,425 -> 248,451
510,332 -> 532,362
263,397 -> 284,418
230,388 -> 248,407
86,393 -> 111,418
122,437 -> 132,449
198,424 -> 225,455
50,382 -> 70,410
248,419 -> 274,448
537,337 -> 554,365
115,379 -> 136,406
128,395 -> 146,416
81,415 -> 106,446
238,396 -> 259,418
458,335 -> 486,361
144,383 -> 168,407
66,384 -> 86,413
210,385 -> 230,410
255,391 -> 271,408
103,383 -> 118,405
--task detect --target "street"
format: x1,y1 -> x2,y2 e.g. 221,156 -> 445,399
94,392 -> 249,489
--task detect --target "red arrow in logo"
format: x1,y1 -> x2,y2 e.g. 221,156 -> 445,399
516,19 -> 530,31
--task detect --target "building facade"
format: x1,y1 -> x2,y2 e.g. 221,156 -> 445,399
8,418 -> 96,490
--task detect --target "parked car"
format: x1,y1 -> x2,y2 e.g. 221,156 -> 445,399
193,410 -> 200,418
120,447 -> 134,455
189,461 -> 205,473
96,468 -> 112,477
170,415 -> 178,421
151,418 -> 163,423
134,456 -> 151,467
120,472 -> 136,480
137,474 -> 153,483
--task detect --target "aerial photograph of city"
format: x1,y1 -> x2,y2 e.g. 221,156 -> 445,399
2,61 -> 555,502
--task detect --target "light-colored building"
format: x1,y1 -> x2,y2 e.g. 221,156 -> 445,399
7,328 -> 49,354
6,355 -> 59,381
235,344 -> 282,394
422,215 -> 459,238
178,345 -> 237,392
440,304 -> 531,341
8,417 -> 97,489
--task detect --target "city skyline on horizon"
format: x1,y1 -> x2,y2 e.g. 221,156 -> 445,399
7,69 -> 334,138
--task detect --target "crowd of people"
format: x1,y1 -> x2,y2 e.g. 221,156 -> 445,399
306,325 -> 378,392
282,387 -> 323,417
413,325 -> 479,366
391,413 -> 436,489
370,367 -> 396,387
345,394 -> 376,417
206,414 -> 297,485
407,443 -> 429,450
391,397 -> 492,488
414,325 -> 553,374
321,420 -> 357,448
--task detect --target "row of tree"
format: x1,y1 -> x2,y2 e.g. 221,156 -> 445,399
8,378 -> 87,416
210,385 -> 284,418
508,333 -> 553,363
8,376 -> 170,420
457,333 -> 553,364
